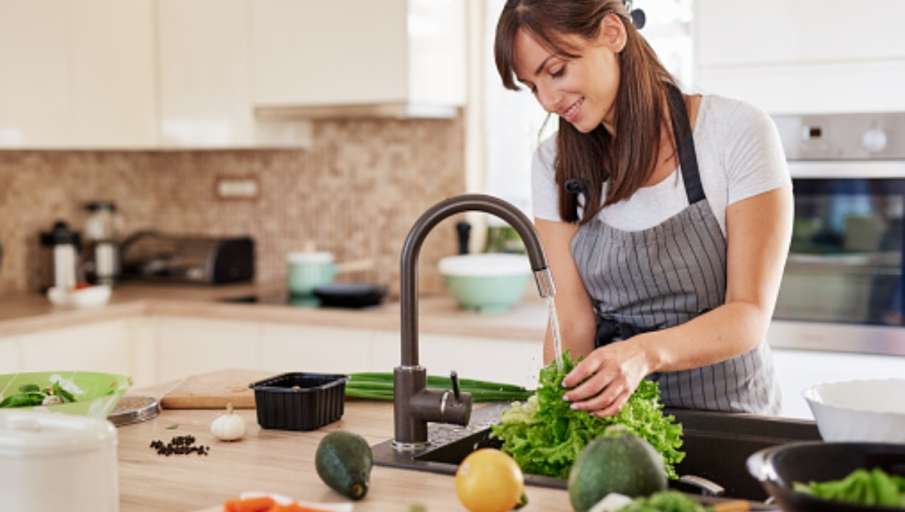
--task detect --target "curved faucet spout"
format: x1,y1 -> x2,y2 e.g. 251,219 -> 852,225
394,194 -> 554,449
400,194 -> 553,367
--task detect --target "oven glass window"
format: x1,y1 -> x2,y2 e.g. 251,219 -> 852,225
776,179 -> 905,326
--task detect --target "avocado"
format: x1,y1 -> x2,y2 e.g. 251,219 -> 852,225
315,431 -> 373,500
567,425 -> 668,512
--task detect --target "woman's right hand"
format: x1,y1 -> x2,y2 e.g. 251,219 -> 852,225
561,337 -> 654,417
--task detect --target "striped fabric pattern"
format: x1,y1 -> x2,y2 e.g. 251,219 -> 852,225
571,199 -> 782,415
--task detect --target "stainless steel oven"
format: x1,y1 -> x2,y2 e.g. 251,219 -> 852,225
768,111 -> 905,356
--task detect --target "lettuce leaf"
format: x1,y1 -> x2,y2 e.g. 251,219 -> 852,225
490,352 -> 685,480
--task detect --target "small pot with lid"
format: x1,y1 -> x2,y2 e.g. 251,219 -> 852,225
286,247 -> 374,297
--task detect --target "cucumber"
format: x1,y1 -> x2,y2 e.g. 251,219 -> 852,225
315,431 -> 373,501
568,425 -> 668,512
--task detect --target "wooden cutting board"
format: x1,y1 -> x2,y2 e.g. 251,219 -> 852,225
160,369 -> 271,409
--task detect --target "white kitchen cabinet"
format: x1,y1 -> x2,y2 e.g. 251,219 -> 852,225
0,338 -> 22,374
151,317 -> 261,383
66,0 -> 157,148
0,0 -> 157,148
696,0 -> 905,68
258,324 -> 374,374
0,1 -> 71,147
16,320 -> 132,375
696,62 -> 905,114
156,0 -> 312,148
252,0 -> 465,117
694,0 -> 905,113
772,348 -> 905,420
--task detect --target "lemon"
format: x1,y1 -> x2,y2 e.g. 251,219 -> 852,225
455,448 -> 525,512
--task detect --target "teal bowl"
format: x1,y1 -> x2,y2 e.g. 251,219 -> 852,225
439,253 -> 531,313
0,371 -> 131,418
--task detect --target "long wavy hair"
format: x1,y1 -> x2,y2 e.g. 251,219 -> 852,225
495,0 -> 677,223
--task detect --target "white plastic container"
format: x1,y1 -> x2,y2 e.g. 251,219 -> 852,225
803,378 -> 905,443
0,412 -> 119,512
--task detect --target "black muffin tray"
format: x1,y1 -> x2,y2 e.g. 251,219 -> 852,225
249,372 -> 348,431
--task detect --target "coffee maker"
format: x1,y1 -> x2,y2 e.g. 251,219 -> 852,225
83,201 -> 120,285
40,221 -> 81,290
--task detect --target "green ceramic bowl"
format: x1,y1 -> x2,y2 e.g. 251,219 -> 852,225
439,253 -> 531,313
0,371 -> 131,418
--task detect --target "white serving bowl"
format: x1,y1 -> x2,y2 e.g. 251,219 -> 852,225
70,284 -> 112,308
803,378 -> 905,442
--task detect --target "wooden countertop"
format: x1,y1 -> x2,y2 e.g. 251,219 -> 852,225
118,400 -> 571,512
0,282 -> 548,340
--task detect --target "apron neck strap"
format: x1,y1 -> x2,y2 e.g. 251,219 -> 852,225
665,84 -> 705,204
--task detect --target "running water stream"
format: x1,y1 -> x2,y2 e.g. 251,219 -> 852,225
546,296 -> 564,371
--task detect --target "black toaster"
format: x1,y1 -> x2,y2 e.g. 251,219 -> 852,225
120,231 -> 255,285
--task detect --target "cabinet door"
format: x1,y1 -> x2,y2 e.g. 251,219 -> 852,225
152,317 -> 261,383
696,0 -> 905,67
18,320 -> 132,375
0,337 -> 22,374
67,0 -> 157,148
258,324 -> 373,374
0,1 -> 69,147
408,0 -> 466,107
0,0 -> 156,148
156,0 -> 312,148
157,0 -> 253,147
252,0 -> 408,106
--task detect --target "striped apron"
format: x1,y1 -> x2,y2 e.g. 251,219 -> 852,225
570,85 -> 781,415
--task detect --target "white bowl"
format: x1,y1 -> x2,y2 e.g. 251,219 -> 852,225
803,378 -> 905,442
46,286 -> 72,306
70,285 -> 112,309
438,253 -> 531,277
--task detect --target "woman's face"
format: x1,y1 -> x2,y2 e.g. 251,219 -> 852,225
512,15 -> 626,133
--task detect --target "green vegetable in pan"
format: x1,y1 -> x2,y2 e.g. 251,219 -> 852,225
794,468 -> 905,508
619,490 -> 712,511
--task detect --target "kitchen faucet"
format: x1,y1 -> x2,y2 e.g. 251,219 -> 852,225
393,194 -> 556,451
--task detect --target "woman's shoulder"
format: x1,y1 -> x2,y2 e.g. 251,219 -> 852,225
531,133 -> 559,174
698,94 -> 776,138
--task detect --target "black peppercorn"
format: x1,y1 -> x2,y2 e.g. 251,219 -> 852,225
149,435 -> 211,457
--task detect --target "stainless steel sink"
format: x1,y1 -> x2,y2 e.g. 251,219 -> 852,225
373,403 -> 820,503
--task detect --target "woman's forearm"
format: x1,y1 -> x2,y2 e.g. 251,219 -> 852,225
637,300 -> 770,373
542,309 -> 597,365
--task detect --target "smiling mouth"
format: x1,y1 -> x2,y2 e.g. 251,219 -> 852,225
562,98 -> 584,122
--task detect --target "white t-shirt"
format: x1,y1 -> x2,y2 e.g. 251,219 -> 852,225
531,95 -> 791,236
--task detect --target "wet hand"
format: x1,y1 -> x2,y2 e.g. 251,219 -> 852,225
561,339 -> 651,417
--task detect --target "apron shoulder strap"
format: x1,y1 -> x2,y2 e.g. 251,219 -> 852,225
665,84 -> 705,204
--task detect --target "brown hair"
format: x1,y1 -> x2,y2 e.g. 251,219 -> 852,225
495,0 -> 677,223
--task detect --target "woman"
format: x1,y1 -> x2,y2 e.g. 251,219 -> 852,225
495,0 -> 792,416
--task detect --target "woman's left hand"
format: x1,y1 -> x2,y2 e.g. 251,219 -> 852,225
561,338 -> 654,417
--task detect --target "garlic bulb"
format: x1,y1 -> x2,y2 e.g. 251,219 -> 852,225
210,403 -> 246,441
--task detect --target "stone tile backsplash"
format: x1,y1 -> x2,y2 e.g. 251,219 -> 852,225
0,116 -> 465,296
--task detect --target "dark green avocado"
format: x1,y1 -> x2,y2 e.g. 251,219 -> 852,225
315,431 -> 373,500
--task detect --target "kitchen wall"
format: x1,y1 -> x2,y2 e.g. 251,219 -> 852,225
0,115 -> 465,296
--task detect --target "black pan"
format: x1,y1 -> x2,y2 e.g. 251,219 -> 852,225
312,283 -> 387,308
747,441 -> 905,511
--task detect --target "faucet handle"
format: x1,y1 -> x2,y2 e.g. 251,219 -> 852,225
450,371 -> 461,401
